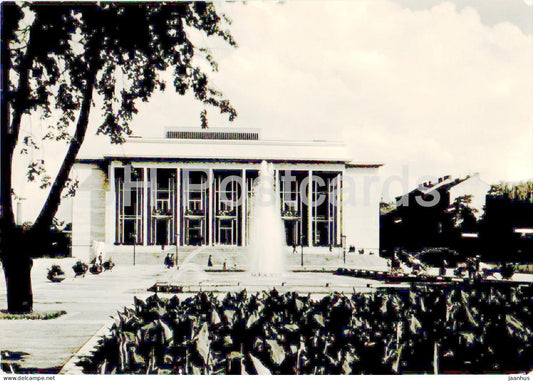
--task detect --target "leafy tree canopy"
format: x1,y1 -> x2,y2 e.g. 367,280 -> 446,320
488,182 -> 533,203
1,1 -> 237,313
450,194 -> 478,229
3,1 -> 237,233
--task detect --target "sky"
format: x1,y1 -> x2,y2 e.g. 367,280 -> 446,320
12,0 -> 533,223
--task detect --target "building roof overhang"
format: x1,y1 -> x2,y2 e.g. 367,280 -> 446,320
345,163 -> 384,168
78,136 -> 356,164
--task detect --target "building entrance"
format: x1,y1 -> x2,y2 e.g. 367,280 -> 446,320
155,219 -> 169,246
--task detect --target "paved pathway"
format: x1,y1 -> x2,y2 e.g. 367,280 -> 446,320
0,258 -> 168,371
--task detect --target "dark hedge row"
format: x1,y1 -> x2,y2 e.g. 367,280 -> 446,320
80,284 -> 533,375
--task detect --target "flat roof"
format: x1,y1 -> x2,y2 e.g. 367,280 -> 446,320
77,127 -> 381,166
79,139 -> 352,163
345,163 -> 384,168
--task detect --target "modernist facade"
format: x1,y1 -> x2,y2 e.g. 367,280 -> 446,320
72,127 -> 381,258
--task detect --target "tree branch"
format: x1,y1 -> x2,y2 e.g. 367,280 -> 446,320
7,22 -> 40,157
32,65 -> 97,233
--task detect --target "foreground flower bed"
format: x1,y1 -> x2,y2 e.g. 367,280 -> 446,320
80,284 -> 533,375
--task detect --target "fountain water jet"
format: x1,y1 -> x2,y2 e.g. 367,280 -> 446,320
248,161 -> 287,276
168,263 -> 210,284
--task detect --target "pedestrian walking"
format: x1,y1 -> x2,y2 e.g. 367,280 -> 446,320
439,259 -> 447,277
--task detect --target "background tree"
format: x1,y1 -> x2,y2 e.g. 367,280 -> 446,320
450,195 -> 478,231
487,182 -> 533,203
1,2 -> 237,313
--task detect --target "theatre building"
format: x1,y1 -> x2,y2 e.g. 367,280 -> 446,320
72,127 -> 381,258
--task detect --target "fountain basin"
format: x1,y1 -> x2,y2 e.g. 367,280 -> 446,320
151,269 -> 388,295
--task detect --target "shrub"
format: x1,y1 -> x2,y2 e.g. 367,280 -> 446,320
47,265 -> 65,282
73,261 -> 89,277
103,259 -> 115,271
80,285 -> 533,375
89,263 -> 103,275
499,263 -> 516,279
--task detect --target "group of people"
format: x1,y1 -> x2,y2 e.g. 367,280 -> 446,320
466,256 -> 482,280
388,251 -> 428,276
164,253 -> 176,268
84,283 -> 533,375
387,250 -> 493,281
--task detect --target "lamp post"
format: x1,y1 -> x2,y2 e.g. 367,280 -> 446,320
341,235 -> 347,264
300,234 -> 304,267
131,233 -> 136,266
16,197 -> 26,225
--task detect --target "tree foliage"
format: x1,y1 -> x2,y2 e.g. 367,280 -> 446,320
1,1 -> 237,313
450,195 -> 478,230
2,1 -> 237,234
488,182 -> 533,203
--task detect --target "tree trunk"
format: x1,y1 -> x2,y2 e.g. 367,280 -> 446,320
1,9 -> 101,314
4,259 -> 33,314
2,231 -> 34,313
33,65 -> 97,233
1,2 -> 16,230
1,5 -> 40,313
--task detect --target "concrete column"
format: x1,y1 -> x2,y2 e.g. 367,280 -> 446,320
176,167 -> 181,246
340,169 -> 345,246
308,170 -> 313,247
104,162 -> 115,245
241,169 -> 247,246
143,167 -> 148,246
182,169 -> 188,245
336,173 -> 342,245
208,168 -> 214,246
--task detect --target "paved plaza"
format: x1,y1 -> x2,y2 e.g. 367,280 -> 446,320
0,248 -> 389,372
2,248 -> 531,373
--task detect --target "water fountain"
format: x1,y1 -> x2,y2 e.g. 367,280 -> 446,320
156,160 -> 387,294
248,161 -> 287,276
169,262 -> 211,284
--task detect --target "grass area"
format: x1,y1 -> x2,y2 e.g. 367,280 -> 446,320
516,264 -> 533,274
0,310 -> 66,320
1,350 -> 29,374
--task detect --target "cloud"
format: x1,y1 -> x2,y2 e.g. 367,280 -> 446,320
210,0 -> 532,187
12,0 -> 532,220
